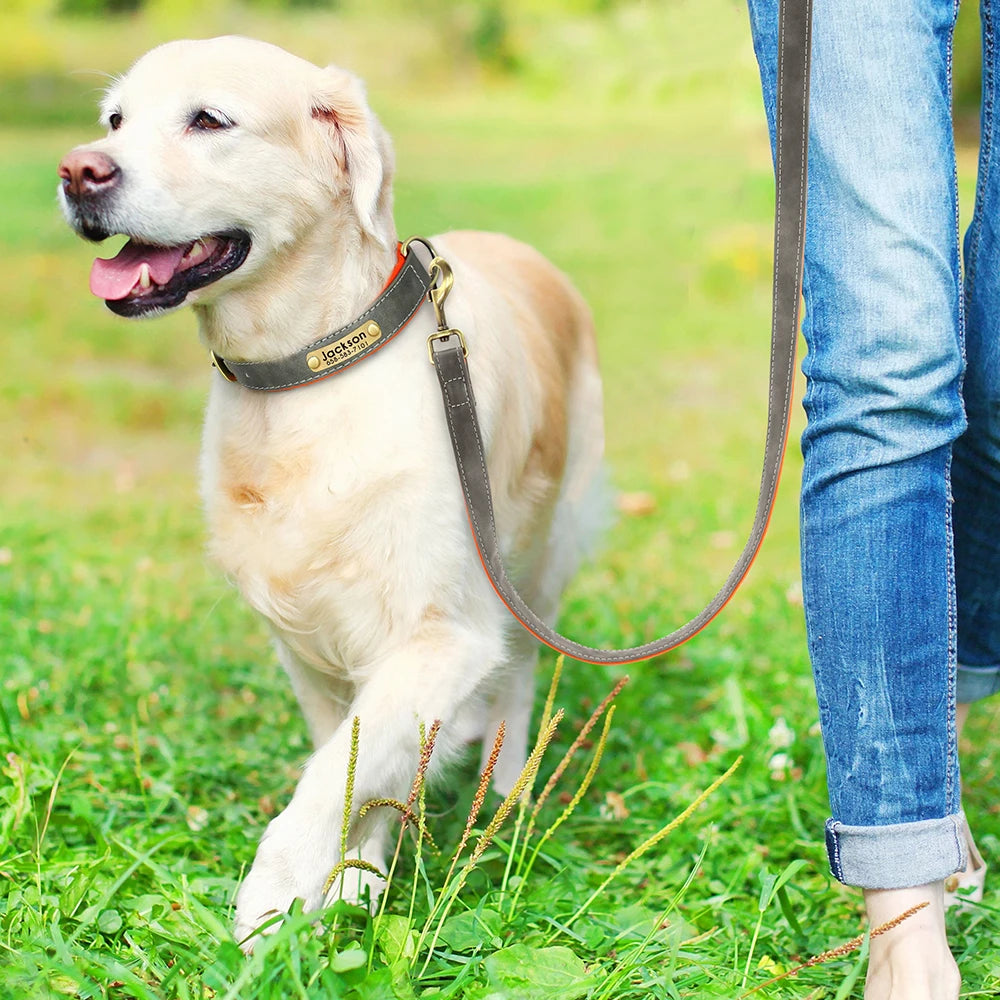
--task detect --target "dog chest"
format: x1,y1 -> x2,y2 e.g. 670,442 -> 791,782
199,379 -> 470,665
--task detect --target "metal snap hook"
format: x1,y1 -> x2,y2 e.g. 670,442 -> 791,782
428,256 -> 453,331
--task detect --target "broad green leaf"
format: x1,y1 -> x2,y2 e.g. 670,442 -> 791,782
346,966 -> 406,1000
376,914 -> 417,964
756,868 -> 778,912
96,908 -> 122,935
331,945 -> 368,973
485,944 -> 595,999
438,907 -> 503,953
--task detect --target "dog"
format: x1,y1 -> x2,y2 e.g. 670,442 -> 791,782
58,35 -> 604,948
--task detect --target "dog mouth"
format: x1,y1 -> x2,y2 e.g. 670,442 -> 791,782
89,230 -> 252,316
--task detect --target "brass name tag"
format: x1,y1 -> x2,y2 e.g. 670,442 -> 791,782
306,321 -> 382,372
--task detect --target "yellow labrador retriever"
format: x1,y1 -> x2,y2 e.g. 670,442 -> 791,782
58,36 -> 603,948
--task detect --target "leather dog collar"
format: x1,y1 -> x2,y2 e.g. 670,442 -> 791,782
210,242 -> 432,391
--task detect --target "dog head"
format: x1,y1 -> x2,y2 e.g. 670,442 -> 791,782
59,37 -> 394,318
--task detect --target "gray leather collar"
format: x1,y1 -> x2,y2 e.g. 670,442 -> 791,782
211,246 -> 431,391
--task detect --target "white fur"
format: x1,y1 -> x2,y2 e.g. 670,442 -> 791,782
61,36 -> 604,950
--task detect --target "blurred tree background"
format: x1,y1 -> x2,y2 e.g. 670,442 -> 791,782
955,0 -> 982,130
0,0 -> 596,127
0,0 -> 987,131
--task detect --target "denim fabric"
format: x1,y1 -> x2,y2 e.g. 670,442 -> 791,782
747,0 -> 1000,888
825,813 -> 967,889
956,0 -> 1000,701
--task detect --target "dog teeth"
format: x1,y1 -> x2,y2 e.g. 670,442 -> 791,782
138,263 -> 151,289
185,240 -> 206,262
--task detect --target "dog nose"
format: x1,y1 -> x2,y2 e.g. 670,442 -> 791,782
58,150 -> 121,200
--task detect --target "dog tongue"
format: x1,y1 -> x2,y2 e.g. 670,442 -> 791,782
90,240 -> 187,300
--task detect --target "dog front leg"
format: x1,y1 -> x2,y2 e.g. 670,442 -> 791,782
481,637 -> 538,797
274,639 -> 354,748
233,630 -> 498,950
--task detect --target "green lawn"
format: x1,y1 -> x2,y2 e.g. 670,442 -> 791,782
2,2 -> 999,997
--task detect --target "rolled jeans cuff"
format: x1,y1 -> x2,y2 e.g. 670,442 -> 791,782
957,663 -> 1000,703
825,813 -> 967,888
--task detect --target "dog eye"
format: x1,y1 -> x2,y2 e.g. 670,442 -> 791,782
108,111 -> 123,131
191,109 -> 233,131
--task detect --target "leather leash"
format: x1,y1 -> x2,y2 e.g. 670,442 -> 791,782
211,0 -> 812,665
428,0 -> 812,664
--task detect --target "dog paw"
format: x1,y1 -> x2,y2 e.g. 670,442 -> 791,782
233,813 -> 334,953
232,810 -> 392,952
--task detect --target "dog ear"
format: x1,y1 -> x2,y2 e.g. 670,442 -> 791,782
311,67 -> 394,245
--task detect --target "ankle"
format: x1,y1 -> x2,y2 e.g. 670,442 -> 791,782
863,883 -> 960,1000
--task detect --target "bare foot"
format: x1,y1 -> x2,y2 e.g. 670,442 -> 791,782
863,883 -> 960,1000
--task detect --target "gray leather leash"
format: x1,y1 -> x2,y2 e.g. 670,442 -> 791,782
428,0 -> 812,664
212,0 -> 812,665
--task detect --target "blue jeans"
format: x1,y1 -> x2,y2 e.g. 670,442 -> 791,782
748,0 -> 1000,888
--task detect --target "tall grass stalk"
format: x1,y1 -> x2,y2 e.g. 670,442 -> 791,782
563,755 -> 743,931
538,655 -> 564,737
466,709 -> 564,871
506,704 -> 616,919
521,674 -> 627,846
594,836 -> 713,1000
416,709 -> 565,975
446,720 -> 505,890
327,720 -> 441,948
496,660 -> 565,902
366,719 -> 440,975
530,675 -> 629,825
321,716 -> 362,900
407,720 -> 440,930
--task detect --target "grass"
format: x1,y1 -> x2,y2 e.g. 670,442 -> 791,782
2,0 -> 1000,996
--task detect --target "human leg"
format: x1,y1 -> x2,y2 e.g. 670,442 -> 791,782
748,0 -> 967,880
956,0 -> 1000,708
942,0 -> 1000,915
746,0 -> 967,994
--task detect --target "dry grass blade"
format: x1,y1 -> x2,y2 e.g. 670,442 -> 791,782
36,749 -> 76,856
323,858 -> 387,896
341,716 -> 361,864
447,720 -> 505,880
417,709 -> 565,976
738,901 -> 931,997
468,709 -> 563,867
531,675 -> 629,823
